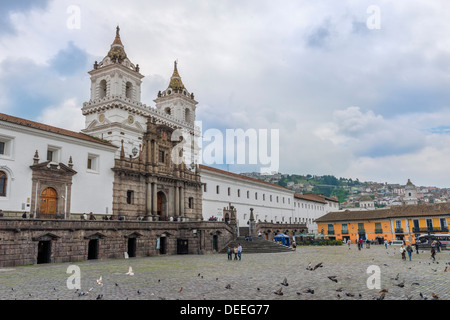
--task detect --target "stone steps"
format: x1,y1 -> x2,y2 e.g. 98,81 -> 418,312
221,236 -> 294,254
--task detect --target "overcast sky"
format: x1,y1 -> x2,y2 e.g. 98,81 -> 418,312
1,0 -> 450,188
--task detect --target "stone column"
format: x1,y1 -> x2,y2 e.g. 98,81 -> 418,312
152,182 -> 158,219
175,185 -> 180,217
146,182 -> 152,217
180,185 -> 185,218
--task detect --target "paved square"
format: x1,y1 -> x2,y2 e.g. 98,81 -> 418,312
0,245 -> 448,300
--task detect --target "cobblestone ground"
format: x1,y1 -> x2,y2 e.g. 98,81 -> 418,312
0,245 -> 448,300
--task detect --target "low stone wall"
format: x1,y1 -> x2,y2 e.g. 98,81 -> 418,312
256,222 -> 308,241
0,218 -> 234,267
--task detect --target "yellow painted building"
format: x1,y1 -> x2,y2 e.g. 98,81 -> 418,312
315,203 -> 450,244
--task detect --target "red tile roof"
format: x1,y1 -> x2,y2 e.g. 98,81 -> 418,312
199,165 -> 291,191
294,193 -> 327,204
314,202 -> 450,223
0,113 -> 116,148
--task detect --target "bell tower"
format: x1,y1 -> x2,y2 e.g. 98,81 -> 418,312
81,26 -> 147,158
154,61 -> 198,126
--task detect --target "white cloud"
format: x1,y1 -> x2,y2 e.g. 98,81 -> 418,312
37,98 -> 85,132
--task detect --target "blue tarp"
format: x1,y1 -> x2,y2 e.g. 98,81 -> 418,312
274,233 -> 290,246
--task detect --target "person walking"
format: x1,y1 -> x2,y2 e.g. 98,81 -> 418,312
348,240 -> 351,250
414,242 -> 419,254
233,246 -> 238,260
406,244 -> 413,261
237,243 -> 242,260
227,245 -> 232,260
400,245 -> 406,260
384,239 -> 388,249
430,246 -> 436,261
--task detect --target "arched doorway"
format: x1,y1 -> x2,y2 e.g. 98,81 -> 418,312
157,191 -> 167,219
40,187 -> 58,219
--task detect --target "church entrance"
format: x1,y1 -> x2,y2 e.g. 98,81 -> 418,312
88,239 -> 99,260
40,187 -> 58,219
37,241 -> 51,264
177,239 -> 189,254
157,191 -> 167,219
127,238 -> 136,258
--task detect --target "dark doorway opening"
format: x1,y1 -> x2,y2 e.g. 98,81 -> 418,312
37,241 -> 51,264
128,238 -> 136,258
159,237 -> 167,254
88,239 -> 99,260
212,235 -> 218,251
177,239 -> 189,254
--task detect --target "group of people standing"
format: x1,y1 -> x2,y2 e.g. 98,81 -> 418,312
227,244 -> 242,261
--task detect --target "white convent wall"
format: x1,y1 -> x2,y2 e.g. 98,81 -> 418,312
0,121 -> 116,215
200,167 -> 295,227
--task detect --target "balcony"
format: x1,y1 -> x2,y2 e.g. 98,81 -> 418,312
395,228 -> 404,233
375,229 -> 383,234
357,229 -> 365,234
412,227 -> 449,233
341,230 -> 348,235
327,230 -> 335,235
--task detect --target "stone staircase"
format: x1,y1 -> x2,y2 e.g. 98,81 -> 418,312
220,236 -> 294,254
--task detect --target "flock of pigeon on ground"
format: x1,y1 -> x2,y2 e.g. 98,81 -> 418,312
7,249 -> 450,300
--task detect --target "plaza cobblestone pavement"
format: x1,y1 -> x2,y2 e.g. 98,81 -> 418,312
0,245 -> 448,301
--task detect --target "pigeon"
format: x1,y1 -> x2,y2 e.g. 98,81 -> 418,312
96,276 -> 103,286
313,262 -> 323,270
430,292 -> 440,300
125,266 -> 134,276
225,284 -> 231,289
306,262 -> 312,270
337,294 -> 341,298
377,292 -> 386,300
198,273 -> 201,277
137,290 -> 141,295
274,287 -> 283,296
96,294 -> 103,300
304,288 -> 315,294
345,293 -> 355,297
115,283 -> 119,287
396,281 -> 405,288
336,287 -> 343,292
379,289 -> 388,294
281,277 -> 289,286
358,294 -> 362,298
257,288 -> 260,291
394,273 -> 399,281
158,279 -> 161,283
179,287 -> 183,293
411,283 -> 420,286
296,292 -> 302,296
419,292 -> 424,299
328,276 -> 338,283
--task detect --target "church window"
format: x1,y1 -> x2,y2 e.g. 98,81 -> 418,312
216,186 -> 220,194
204,184 -> 207,192
255,192 -> 258,200
159,150 -> 165,163
0,171 -> 7,197
0,142 -> 4,155
165,107 -> 171,115
270,195 -> 272,202
263,194 -> 265,201
87,154 -> 99,171
188,197 -> 194,209
99,80 -> 107,99
125,82 -> 133,99
126,190 -> 134,204
237,189 -> 241,197
228,187 -> 231,196
247,191 -> 250,199
185,108 -> 191,122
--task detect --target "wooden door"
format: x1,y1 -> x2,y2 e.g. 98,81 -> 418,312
40,188 -> 58,219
